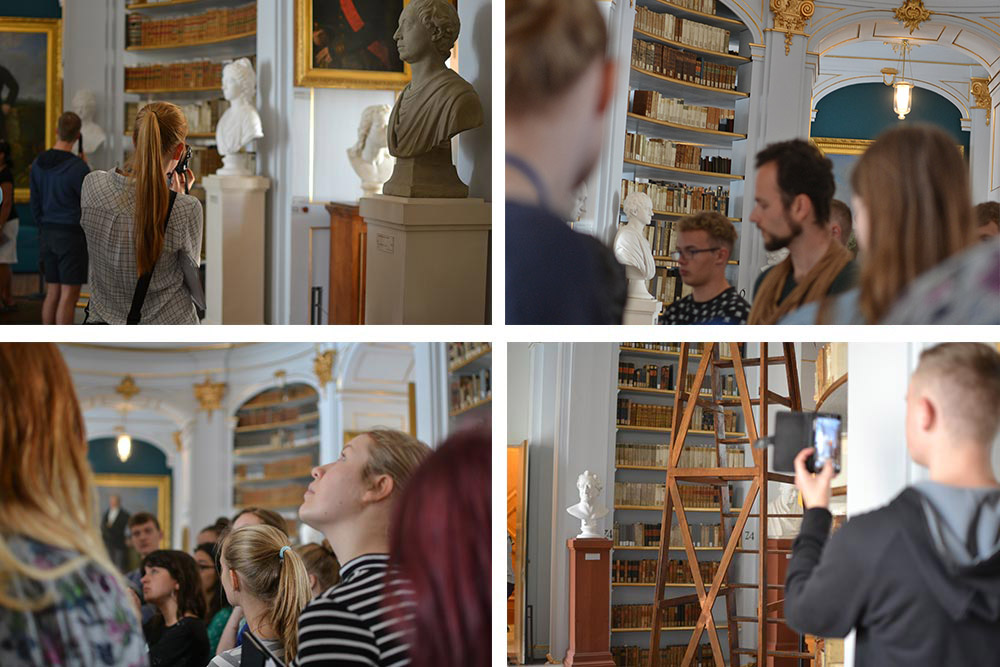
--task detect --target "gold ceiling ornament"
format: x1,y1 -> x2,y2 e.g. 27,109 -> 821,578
893,0 -> 933,35
173,430 -> 183,452
314,348 -> 336,390
115,375 -> 140,401
971,77 -> 992,126
193,378 -> 227,413
770,0 -> 815,56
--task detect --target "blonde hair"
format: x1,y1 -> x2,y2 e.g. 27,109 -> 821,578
678,211 -> 738,254
0,344 -> 125,611
361,429 -> 432,496
129,102 -> 188,276
913,343 -> 1000,445
294,540 -> 340,592
220,525 -> 311,661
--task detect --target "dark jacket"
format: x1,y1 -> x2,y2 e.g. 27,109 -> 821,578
785,485 -> 1000,666
29,149 -> 90,227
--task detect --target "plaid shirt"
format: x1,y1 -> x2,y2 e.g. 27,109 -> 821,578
81,170 -> 202,324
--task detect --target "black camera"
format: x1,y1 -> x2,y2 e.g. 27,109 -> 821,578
759,411 -> 842,475
170,144 -> 192,193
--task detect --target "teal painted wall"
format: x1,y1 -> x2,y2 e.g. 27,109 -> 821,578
88,438 -> 172,476
1,0 -> 61,270
811,82 -> 970,156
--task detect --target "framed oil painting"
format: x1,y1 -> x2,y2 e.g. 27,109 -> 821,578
0,18 -> 61,203
295,0 -> 410,90
94,473 -> 171,552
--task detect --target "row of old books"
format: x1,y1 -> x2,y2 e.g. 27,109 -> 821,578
621,342 -> 740,357
126,3 -> 256,48
612,601 -> 703,629
127,146 -> 225,179
625,132 -> 704,172
126,100 -> 229,136
668,0 -> 718,15
449,369 -> 491,412
612,645 -> 715,667
690,405 -> 742,432
613,558 -> 721,584
616,482 -> 729,508
236,405 -> 311,428
243,385 -> 315,409
125,60 -> 223,91
646,219 -> 680,258
235,483 -> 308,508
447,342 -> 490,369
622,179 -> 730,217
617,400 -> 673,428
616,443 -> 746,468
614,521 -> 724,548
685,372 -> 739,398
234,453 -> 314,481
632,39 -> 739,91
635,5 -> 731,55
619,362 -> 675,390
651,268 -> 685,306
632,90 -> 736,133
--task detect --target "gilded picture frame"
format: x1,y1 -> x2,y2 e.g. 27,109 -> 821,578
0,17 -> 62,203
94,473 -> 171,550
294,0 -> 411,90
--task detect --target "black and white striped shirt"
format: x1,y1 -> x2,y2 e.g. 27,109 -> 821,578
293,554 -> 413,667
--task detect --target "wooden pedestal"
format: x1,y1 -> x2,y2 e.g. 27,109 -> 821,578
326,202 -> 367,324
565,538 -> 615,667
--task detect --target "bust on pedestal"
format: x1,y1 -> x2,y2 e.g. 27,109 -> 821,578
215,58 -> 263,176
72,90 -> 106,158
347,104 -> 394,198
616,191 -> 661,324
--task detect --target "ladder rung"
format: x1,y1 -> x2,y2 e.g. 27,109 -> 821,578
768,650 -> 815,658
729,615 -> 758,622
765,390 -> 792,407
733,648 -> 758,655
718,437 -> 749,444
713,356 -> 787,369
735,548 -> 793,554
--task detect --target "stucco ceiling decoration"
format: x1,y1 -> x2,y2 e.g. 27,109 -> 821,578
894,0 -> 933,34
970,77 -> 992,124
193,378 -> 227,413
771,0 -> 816,54
115,375 -> 140,401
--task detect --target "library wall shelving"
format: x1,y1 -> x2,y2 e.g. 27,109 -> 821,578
447,343 -> 492,434
231,379 -> 319,541
619,0 -> 753,314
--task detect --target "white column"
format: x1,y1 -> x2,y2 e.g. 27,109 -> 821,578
413,343 -> 449,446
455,0 -> 491,200
317,377 -> 339,466
969,94 -> 993,203
62,0 -> 115,171
174,422 -> 195,550
991,79 -> 1000,201
188,409 -> 233,537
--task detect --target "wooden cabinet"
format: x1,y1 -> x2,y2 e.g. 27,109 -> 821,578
326,203 -> 367,324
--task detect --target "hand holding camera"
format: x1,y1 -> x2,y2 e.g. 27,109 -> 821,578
793,447 -> 836,510
169,145 -> 195,194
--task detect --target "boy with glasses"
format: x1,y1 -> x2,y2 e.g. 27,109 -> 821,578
659,211 -> 749,324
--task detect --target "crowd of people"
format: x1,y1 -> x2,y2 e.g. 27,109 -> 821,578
505,0 -> 1000,325
0,102 -> 202,325
0,343 -> 490,666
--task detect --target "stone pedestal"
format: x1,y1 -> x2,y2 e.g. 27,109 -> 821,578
622,295 -> 661,325
359,195 -> 490,324
565,538 -> 614,667
203,174 -> 270,324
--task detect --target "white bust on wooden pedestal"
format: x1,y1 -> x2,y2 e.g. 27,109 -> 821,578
347,104 -> 394,198
567,470 -> 609,538
72,90 -> 106,155
215,58 -> 263,176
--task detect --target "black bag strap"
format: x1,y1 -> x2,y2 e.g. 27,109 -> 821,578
127,190 -> 176,325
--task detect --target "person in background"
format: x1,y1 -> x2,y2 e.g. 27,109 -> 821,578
828,198 -> 854,252
781,125 -> 977,324
294,541 -> 340,597
390,426 -> 490,667
212,525 -> 311,666
0,343 -> 148,666
101,494 -> 131,572
194,541 -> 232,655
125,512 -> 164,624
506,0 -> 625,324
785,343 -> 1000,665
0,64 -> 17,139
293,429 -> 432,666
30,111 -> 91,324
133,549 -> 209,667
0,139 -> 18,312
196,517 -> 231,546
975,201 -> 999,241
659,212 -> 750,325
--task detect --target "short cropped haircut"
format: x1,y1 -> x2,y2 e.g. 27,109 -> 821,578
506,0 -> 607,116
57,111 -> 82,142
974,201 -> 999,227
755,139 -> 835,226
410,0 -> 460,59
128,511 -> 161,532
913,343 -> 1000,445
829,199 -> 853,241
679,211 -> 738,254
361,429 -> 432,496
232,507 -> 289,536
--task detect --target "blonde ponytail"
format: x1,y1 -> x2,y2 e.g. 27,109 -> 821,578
220,525 -> 311,661
130,102 -> 187,276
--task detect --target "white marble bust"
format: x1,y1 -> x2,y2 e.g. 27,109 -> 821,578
766,485 -> 802,537
568,181 -> 588,225
215,58 -> 263,175
347,104 -> 394,198
382,0 -> 483,198
567,470 -> 609,539
615,191 -> 657,299
72,90 -> 106,155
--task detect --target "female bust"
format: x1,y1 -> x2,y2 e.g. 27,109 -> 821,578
615,191 -> 657,299
215,58 -> 263,175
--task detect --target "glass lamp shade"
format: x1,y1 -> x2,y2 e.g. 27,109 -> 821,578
893,81 -> 913,120
116,433 -> 132,462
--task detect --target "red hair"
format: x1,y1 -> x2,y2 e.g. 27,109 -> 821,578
389,426 -> 490,667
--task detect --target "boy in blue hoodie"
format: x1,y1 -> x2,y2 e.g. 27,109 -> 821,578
29,111 -> 90,324
787,342 -> 1000,666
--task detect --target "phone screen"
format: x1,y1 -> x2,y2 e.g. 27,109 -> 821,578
812,415 -> 841,473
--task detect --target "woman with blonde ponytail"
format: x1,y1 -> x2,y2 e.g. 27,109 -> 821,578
213,525 -> 311,666
0,343 -> 148,666
80,101 -> 203,324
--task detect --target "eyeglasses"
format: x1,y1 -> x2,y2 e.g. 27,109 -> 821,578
670,247 -> 720,261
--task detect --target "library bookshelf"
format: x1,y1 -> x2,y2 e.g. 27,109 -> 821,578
447,343 -> 492,432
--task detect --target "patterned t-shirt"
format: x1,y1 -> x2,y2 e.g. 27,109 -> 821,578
659,286 -> 750,325
0,534 -> 149,667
